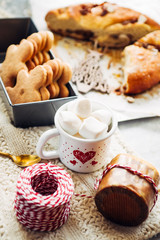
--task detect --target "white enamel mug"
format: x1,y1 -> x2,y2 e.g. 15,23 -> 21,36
36,100 -> 117,173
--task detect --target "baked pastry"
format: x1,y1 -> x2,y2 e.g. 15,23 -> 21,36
122,30 -> 160,94
95,153 -> 159,226
45,2 -> 160,48
135,29 -> 160,48
0,30 -> 72,104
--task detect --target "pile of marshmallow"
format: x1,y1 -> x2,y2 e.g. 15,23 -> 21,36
58,98 -> 112,139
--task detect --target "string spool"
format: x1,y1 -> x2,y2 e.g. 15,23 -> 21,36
14,163 -> 74,231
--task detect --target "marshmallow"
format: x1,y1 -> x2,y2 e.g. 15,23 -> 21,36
66,101 -> 75,112
75,99 -> 92,118
59,111 -> 82,135
91,109 -> 112,125
79,116 -> 108,139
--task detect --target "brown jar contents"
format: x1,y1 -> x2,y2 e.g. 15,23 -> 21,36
95,153 -> 159,226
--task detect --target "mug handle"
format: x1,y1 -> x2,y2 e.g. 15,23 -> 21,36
36,129 -> 60,159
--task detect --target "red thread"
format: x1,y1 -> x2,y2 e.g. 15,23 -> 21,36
74,193 -> 94,199
14,163 -> 74,231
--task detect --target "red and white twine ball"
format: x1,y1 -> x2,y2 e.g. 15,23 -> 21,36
14,163 -> 74,231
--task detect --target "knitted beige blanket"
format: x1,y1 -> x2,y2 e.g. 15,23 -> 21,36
0,95 -> 160,240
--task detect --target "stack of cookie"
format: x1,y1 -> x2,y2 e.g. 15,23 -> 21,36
0,31 -> 72,104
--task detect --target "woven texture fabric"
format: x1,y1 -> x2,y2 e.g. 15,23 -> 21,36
0,96 -> 160,240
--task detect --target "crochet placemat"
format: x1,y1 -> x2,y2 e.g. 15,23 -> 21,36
0,95 -> 160,240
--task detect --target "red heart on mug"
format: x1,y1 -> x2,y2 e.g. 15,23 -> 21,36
91,160 -> 98,165
73,150 -> 96,164
70,160 -> 77,166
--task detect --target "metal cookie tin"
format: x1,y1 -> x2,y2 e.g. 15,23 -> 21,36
0,18 -> 77,128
